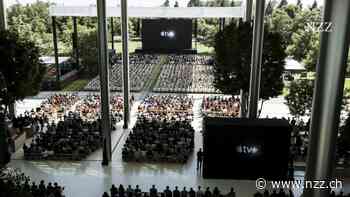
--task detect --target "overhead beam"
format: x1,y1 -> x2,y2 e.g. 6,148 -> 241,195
304,0 -> 350,196
49,6 -> 244,18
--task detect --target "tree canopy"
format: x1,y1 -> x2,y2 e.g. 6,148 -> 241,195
267,4 -> 321,71
285,79 -> 314,118
78,30 -> 99,77
213,21 -> 286,100
0,30 -> 46,107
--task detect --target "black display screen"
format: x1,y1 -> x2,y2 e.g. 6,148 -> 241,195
203,117 -> 291,180
141,19 -> 192,51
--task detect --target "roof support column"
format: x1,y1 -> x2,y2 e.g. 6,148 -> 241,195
52,16 -> 60,86
304,1 -> 350,196
247,0 -> 265,119
97,0 -> 112,164
0,0 -> 6,30
121,0 -> 130,129
72,16 -> 79,69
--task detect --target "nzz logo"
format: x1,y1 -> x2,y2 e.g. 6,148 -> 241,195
305,22 -> 334,32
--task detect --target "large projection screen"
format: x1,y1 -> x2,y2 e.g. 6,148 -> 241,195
203,117 -> 291,180
142,19 -> 192,52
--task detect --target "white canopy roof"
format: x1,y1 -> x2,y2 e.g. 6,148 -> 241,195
49,6 -> 245,18
284,57 -> 306,71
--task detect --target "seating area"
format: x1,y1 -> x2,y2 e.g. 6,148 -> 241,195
83,55 -> 218,93
137,95 -> 194,122
23,114 -> 108,161
73,94 -> 131,122
32,94 -> 80,122
202,96 -> 241,118
153,64 -> 216,93
84,55 -> 160,92
122,95 -> 194,163
154,56 -> 217,93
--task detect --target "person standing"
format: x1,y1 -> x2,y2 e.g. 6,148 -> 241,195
197,149 -> 203,170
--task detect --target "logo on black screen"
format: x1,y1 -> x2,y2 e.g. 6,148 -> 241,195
160,31 -> 176,38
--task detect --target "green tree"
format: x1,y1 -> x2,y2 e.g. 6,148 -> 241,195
286,80 -> 350,118
78,30 -> 98,77
285,79 -> 314,118
7,2 -> 54,55
213,21 -> 286,115
0,30 -> 46,114
268,4 -> 321,71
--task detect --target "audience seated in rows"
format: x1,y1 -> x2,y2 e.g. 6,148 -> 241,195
85,55 -> 160,91
123,95 -> 195,163
154,55 -> 217,93
23,113 -> 111,161
202,96 -> 240,118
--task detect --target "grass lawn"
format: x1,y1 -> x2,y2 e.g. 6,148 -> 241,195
110,40 -> 214,55
345,78 -> 350,90
62,79 -> 90,91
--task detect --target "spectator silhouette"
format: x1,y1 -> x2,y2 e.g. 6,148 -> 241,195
197,149 -> 203,170
150,185 -> 158,197
173,186 -> 180,197
226,188 -> 235,197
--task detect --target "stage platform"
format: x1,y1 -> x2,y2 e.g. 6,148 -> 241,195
134,49 -> 197,55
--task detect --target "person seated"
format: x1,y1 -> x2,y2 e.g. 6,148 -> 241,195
111,184 -> 118,197
150,185 -> 158,197
173,186 -> 180,197
204,187 -> 211,197
164,186 -> 172,197
135,185 -> 142,197
103,192 -> 110,197
119,184 -> 126,197
181,187 -> 188,197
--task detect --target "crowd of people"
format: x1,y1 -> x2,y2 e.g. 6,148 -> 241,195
137,95 -> 194,121
154,64 -> 216,93
122,95 -> 195,163
73,94 -> 132,122
102,185 -> 234,197
102,184 -> 350,197
32,94 -> 80,123
23,113 -> 110,160
0,169 -> 65,197
84,55 -> 160,91
202,96 -> 241,118
154,55 -> 216,93
84,55 -> 217,93
0,179 -> 65,197
100,184 -> 350,197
